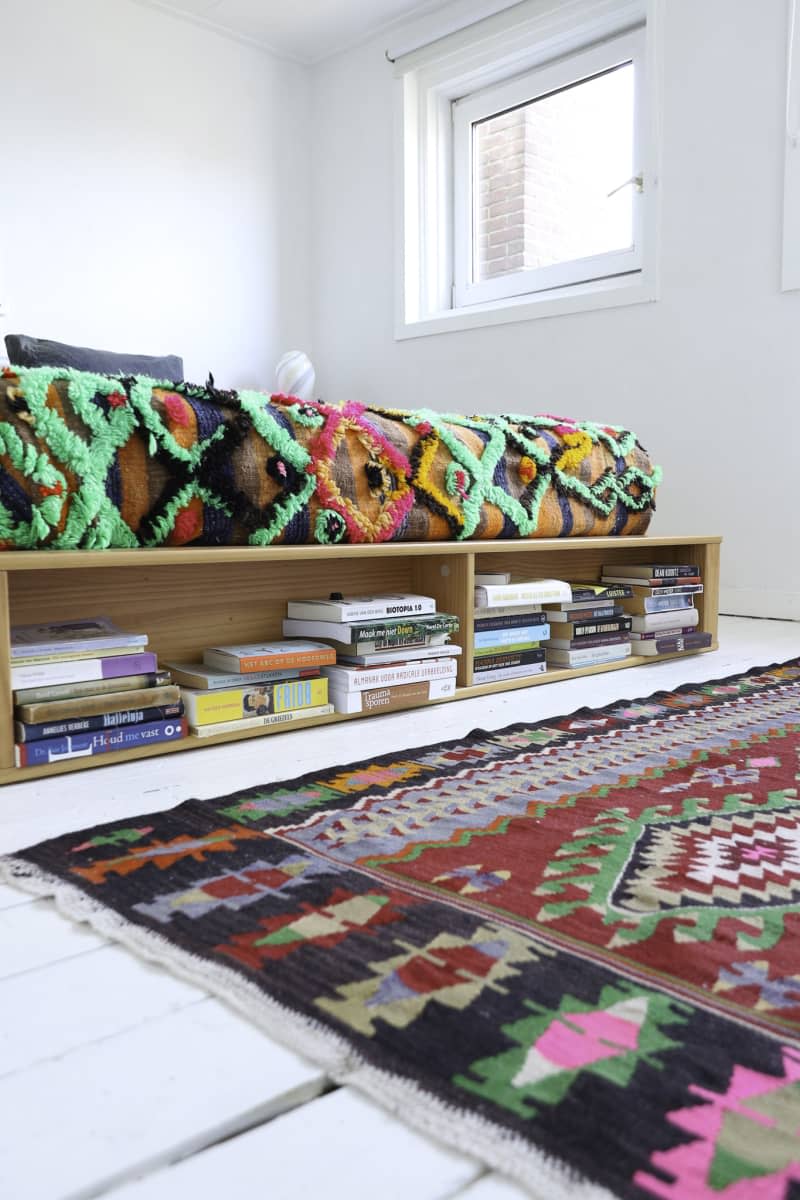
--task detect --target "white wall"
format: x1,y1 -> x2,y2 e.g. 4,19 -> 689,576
310,0 -> 800,619
0,0 -> 310,389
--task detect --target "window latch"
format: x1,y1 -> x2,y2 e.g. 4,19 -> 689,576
607,173 -> 643,197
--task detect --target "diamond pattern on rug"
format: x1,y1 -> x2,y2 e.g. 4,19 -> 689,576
7,658 -> 800,1200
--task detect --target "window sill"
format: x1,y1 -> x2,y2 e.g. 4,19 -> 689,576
395,272 -> 658,341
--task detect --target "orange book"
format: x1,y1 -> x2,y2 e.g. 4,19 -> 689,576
203,640 -> 336,673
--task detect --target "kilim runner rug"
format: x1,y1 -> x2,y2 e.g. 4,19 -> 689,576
4,659 -> 800,1199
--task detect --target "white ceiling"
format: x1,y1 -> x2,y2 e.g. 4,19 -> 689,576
132,0 -> 454,64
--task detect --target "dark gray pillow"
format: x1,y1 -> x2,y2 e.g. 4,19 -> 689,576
4,334 -> 183,382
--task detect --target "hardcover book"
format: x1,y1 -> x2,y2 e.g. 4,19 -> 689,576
15,684 -> 181,725
202,641 -> 336,673
285,594 -> 436,622
15,716 -> 186,767
16,702 -> 185,744
281,614 -> 458,644
182,677 -> 329,726
10,616 -> 148,659
329,677 -> 456,714
190,703 -> 334,738
11,651 -> 158,692
13,671 -> 172,706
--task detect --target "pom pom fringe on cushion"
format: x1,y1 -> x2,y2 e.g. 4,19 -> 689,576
0,366 -> 660,550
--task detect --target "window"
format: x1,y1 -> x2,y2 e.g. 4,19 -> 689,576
394,0 -> 660,337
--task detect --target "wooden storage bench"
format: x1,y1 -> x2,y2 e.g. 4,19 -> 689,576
0,533 -> 721,783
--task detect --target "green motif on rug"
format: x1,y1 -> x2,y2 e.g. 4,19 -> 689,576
456,983 -> 688,1118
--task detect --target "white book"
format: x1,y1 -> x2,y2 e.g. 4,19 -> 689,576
473,604 -> 544,619
629,608 -> 700,634
190,703 -> 334,738
286,594 -> 436,622
336,644 -> 461,667
474,572 -> 511,585
545,644 -> 632,668
322,659 -> 458,693
474,662 -> 547,683
329,676 -> 456,714
474,580 -> 571,608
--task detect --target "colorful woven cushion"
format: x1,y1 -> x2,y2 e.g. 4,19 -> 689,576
0,367 -> 660,549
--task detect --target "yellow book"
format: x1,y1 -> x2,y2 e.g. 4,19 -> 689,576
182,675 -> 329,726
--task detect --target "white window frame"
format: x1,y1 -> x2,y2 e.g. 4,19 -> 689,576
453,29 -> 645,308
393,0 -> 662,340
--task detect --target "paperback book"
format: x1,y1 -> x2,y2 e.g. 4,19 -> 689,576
601,574 -> 702,588
566,583 -> 633,602
11,644 -> 147,667
474,640 -> 543,658
621,593 -> 695,615
473,604 -> 545,621
474,623 -> 549,650
182,676 -> 329,726
164,662 -> 321,690
15,702 -> 185,744
15,716 -> 187,767
633,632 -> 713,656
190,703 -> 334,738
11,651 -> 158,691
10,616 -> 148,659
203,641 -> 336,673
545,630 -> 636,651
336,644 -> 462,667
601,564 -> 700,579
629,608 -> 700,634
475,662 -> 547,683
282,614 -> 458,646
286,594 -> 436,622
329,677 -> 456,714
542,603 -> 620,622
473,648 -> 546,673
545,643 -> 632,668
473,611 -> 545,632
630,624 -> 699,641
474,580 -> 571,608
546,616 -> 632,640
322,658 -> 458,692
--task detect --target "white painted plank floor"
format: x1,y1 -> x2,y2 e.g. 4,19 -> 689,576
0,616 -> 797,1200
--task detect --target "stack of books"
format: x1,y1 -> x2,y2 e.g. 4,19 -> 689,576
166,641 -> 336,737
473,574 -> 567,682
601,562 -> 711,656
12,617 -> 185,768
541,583 -> 634,670
283,593 -> 460,714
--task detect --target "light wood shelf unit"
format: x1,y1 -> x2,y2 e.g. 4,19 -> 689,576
0,534 -> 721,784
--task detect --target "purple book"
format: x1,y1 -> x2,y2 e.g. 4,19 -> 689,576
11,652 -> 159,691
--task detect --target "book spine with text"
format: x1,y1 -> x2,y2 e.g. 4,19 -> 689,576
322,659 -> 458,692
547,617 -> 632,639
191,703 -> 334,738
13,671 -> 171,706
474,648 -> 546,672
15,716 -> 186,767
474,624 -> 549,650
16,703 -> 185,744
545,644 -> 632,668
329,677 -> 456,715
474,662 -> 547,683
11,652 -> 158,691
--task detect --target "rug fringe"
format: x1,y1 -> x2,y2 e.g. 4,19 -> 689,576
1,854 -> 616,1200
